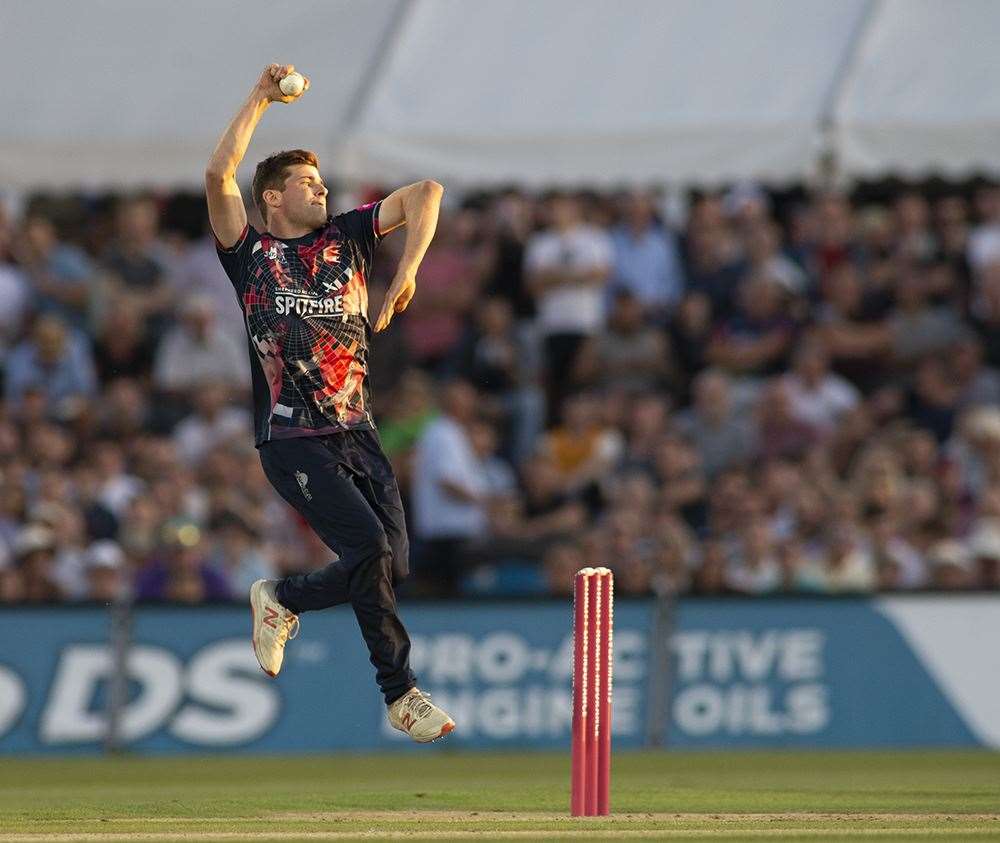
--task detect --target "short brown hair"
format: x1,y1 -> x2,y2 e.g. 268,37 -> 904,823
251,149 -> 319,221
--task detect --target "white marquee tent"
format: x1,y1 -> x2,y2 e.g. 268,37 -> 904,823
2,0 -> 998,190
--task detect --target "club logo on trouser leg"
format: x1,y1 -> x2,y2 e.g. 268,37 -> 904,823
295,471 -> 313,501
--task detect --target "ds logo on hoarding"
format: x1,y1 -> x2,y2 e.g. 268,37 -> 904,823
0,666 -> 26,737
12,639 -> 279,747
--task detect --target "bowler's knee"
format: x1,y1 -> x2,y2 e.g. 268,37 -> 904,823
389,533 -> 410,582
358,521 -> 392,567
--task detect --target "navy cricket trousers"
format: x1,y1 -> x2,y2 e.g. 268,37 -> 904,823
258,429 -> 416,704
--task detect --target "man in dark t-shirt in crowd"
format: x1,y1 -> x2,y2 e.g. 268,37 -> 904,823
205,63 -> 453,742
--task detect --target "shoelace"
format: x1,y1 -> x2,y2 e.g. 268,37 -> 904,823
406,691 -> 436,719
280,614 -> 300,643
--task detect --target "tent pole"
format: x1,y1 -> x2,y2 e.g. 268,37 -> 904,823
815,0 -> 882,190
336,0 -> 417,182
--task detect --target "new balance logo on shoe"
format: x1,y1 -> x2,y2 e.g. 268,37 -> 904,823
400,713 -> 415,731
263,606 -> 280,629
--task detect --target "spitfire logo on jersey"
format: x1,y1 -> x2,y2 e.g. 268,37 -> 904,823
275,292 -> 345,318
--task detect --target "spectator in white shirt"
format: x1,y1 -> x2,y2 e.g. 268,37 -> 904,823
781,340 -> 860,438
726,521 -> 782,594
153,295 -> 249,397
525,194 -> 612,421
823,526 -> 877,593
412,379 -> 487,593
172,379 -> 252,465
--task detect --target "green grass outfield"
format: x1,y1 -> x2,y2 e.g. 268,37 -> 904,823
2,750 -> 999,841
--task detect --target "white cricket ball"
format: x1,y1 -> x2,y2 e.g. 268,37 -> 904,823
279,72 -> 305,97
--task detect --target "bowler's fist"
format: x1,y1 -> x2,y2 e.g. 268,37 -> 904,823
257,63 -> 310,104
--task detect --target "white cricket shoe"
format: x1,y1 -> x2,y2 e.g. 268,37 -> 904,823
249,579 -> 299,677
387,688 -> 456,743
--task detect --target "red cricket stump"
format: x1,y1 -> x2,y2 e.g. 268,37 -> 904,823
597,570 -> 613,815
571,571 -> 588,816
571,566 -> 614,817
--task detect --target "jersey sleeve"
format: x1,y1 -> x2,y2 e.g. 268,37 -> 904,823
331,201 -> 382,270
214,224 -> 261,295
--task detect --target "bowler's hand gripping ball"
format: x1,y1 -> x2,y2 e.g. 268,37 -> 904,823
279,72 -> 305,97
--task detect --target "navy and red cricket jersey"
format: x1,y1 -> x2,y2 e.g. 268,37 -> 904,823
216,202 -> 383,446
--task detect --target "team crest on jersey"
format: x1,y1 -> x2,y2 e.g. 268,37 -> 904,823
295,470 -> 312,501
252,240 -> 287,262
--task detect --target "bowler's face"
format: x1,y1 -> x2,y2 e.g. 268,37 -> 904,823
282,165 -> 328,228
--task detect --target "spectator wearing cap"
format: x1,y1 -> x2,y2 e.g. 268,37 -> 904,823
84,540 -> 127,603
4,314 -> 97,421
15,524 -> 62,602
134,519 -> 230,603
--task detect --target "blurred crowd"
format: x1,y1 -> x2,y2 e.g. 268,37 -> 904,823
4,177 -> 1000,604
